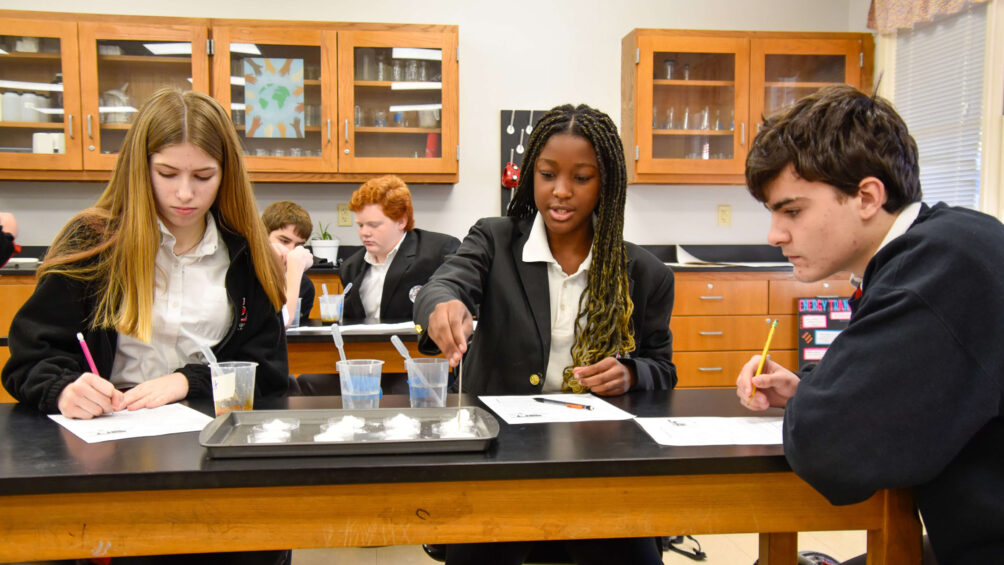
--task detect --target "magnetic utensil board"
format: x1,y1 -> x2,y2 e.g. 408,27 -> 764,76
500,109 -> 548,214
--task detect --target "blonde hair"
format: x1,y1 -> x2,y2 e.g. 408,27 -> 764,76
39,88 -> 284,342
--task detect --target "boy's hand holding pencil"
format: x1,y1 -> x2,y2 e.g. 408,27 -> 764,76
736,319 -> 801,411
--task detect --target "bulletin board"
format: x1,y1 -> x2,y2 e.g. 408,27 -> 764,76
797,297 -> 852,369
499,109 -> 548,215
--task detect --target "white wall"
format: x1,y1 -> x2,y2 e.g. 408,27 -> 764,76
0,0 -> 873,246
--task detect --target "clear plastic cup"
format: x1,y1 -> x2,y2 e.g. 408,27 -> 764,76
210,361 -> 257,416
320,294 -> 344,323
406,358 -> 449,408
337,359 -> 383,409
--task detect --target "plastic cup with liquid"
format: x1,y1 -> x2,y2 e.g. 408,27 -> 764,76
337,360 -> 383,409
319,293 -> 344,323
211,361 -> 257,416
406,358 -> 449,408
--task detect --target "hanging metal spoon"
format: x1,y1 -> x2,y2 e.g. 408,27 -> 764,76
516,130 -> 524,154
506,109 -> 516,135
525,110 -> 534,134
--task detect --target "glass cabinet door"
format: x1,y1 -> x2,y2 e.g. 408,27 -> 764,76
337,30 -> 458,174
0,19 -> 82,171
636,36 -> 748,176
78,22 -> 209,171
212,27 -> 333,173
751,38 -> 862,129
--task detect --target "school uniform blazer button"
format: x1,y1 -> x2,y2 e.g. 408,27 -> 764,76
529,374 -> 541,386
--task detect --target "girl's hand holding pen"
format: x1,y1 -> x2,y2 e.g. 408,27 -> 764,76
735,355 -> 800,410
57,373 -> 126,420
426,299 -> 474,367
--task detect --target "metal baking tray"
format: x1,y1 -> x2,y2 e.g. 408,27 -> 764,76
199,407 -> 499,458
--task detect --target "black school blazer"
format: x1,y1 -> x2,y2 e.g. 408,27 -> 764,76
339,228 -> 461,324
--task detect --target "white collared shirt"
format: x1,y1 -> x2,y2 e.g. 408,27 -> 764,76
851,201 -> 922,292
359,232 -> 407,323
110,215 -> 231,387
522,212 -> 593,392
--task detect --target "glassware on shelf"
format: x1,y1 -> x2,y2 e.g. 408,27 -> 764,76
405,60 -> 419,81
272,148 -> 285,157
392,59 -> 404,81
373,109 -> 387,127
712,108 -> 722,130
290,147 -> 302,157
664,59 -> 675,80
354,105 -> 363,127
376,51 -> 389,81
682,63 -> 690,80
699,105 -> 710,131
663,107 -> 676,129
417,60 -> 429,82
680,106 -> 690,130
356,48 -> 375,81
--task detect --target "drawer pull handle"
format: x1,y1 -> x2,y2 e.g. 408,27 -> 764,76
698,331 -> 723,336
699,295 -> 723,300
698,367 -> 723,372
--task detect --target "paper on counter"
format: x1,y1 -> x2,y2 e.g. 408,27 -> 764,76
479,394 -> 635,424
635,416 -> 783,446
286,321 -> 417,336
49,403 -> 214,444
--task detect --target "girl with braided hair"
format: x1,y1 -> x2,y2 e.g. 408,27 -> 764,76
413,104 -> 674,563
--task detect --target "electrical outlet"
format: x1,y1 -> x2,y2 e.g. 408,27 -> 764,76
717,204 -> 732,227
337,204 -> 352,227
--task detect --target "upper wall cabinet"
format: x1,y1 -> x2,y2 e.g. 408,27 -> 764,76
211,25 -> 336,174
622,30 -> 873,185
0,17 -> 82,172
78,21 -> 210,171
336,30 -> 458,177
0,11 -> 459,184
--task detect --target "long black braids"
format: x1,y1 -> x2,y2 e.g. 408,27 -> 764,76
507,104 -> 635,392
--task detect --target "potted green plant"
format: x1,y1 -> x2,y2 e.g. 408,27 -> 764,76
310,221 -> 340,264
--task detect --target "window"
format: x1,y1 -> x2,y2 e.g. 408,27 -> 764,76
894,2 -> 987,209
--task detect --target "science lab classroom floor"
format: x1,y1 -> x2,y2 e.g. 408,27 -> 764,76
292,530 -> 867,564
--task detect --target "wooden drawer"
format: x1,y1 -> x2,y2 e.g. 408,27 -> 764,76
671,315 -> 795,351
768,276 -> 854,314
675,349 -> 798,388
674,280 -> 768,315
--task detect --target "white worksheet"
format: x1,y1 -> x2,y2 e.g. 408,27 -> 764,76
479,394 -> 636,424
635,416 -> 784,446
49,403 -> 214,444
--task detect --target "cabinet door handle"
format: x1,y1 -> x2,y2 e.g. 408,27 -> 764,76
344,119 -> 349,141
68,115 -> 74,139
699,295 -> 723,300
87,114 -> 93,139
326,119 -> 331,142
698,367 -> 723,372
740,122 -> 746,146
698,331 -> 723,336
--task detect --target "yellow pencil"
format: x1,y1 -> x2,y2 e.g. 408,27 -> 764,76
749,319 -> 778,400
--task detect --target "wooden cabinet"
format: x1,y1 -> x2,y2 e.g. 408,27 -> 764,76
0,11 -> 459,184
622,29 -> 873,185
671,271 -> 854,388
0,17 -> 82,172
336,30 -> 458,178
78,21 -> 210,171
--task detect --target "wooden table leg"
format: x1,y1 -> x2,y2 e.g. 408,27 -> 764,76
866,489 -> 922,565
758,532 -> 798,565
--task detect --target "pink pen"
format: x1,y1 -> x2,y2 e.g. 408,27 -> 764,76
75,332 -> 100,376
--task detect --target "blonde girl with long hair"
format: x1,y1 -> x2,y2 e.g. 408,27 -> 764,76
3,88 -> 288,420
